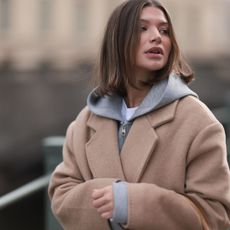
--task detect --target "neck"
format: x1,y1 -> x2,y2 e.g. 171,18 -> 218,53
125,85 -> 151,108
124,69 -> 153,107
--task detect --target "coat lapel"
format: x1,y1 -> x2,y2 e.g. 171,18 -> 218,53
85,114 -> 125,180
120,116 -> 158,182
85,100 -> 178,183
120,100 -> 179,182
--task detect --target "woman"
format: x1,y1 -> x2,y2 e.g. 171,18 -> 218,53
48,0 -> 230,229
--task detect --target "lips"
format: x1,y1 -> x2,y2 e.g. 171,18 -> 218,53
145,47 -> 163,55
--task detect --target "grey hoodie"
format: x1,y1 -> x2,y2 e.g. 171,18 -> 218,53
87,73 -> 197,229
87,73 -> 197,122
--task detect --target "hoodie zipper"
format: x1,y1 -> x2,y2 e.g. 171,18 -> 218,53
121,123 -> 127,136
118,122 -> 127,150
118,122 -> 132,151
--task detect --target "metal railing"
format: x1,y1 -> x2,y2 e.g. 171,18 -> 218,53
0,174 -> 50,210
0,136 -> 65,230
212,106 -> 230,137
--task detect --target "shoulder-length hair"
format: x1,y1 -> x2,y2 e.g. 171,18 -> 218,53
95,0 -> 195,96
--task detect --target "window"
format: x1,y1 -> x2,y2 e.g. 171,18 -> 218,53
40,0 -> 51,34
74,1 -> 89,42
0,0 -> 10,33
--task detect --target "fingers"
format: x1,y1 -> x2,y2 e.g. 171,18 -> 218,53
93,196 -> 108,210
97,203 -> 113,214
92,190 -> 112,208
92,188 -> 104,200
92,186 -> 114,219
101,211 -> 113,219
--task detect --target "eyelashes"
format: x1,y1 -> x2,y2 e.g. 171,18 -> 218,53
140,26 -> 147,31
139,25 -> 169,35
159,28 -> 169,35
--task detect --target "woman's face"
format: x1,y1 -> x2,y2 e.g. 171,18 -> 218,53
135,6 -> 171,76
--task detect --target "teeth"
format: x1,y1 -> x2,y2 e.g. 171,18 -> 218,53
149,50 -> 160,54
149,50 -> 159,54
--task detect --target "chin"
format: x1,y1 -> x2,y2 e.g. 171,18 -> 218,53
148,65 -> 165,71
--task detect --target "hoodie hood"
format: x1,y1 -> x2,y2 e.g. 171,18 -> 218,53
87,73 -> 198,122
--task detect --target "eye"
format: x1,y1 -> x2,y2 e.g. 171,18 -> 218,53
140,26 -> 147,31
139,23 -> 147,32
159,28 -> 169,35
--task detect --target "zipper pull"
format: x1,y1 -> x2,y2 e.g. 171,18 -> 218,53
121,124 -> 126,136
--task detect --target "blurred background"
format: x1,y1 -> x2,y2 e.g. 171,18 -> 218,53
0,0 -> 229,229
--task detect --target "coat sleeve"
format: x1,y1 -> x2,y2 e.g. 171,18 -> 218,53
48,121 -> 117,230
125,122 -> 230,230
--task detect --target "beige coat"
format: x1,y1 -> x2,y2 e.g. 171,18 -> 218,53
48,96 -> 230,230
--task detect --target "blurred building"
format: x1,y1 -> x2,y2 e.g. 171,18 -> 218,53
162,0 -> 230,60
0,0 -> 123,71
0,0 -> 230,71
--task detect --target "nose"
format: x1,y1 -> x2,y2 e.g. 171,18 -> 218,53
150,29 -> 161,43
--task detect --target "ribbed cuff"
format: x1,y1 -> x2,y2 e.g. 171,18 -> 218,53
112,181 -> 128,224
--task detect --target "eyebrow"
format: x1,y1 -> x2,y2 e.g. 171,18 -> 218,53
140,19 -> 169,26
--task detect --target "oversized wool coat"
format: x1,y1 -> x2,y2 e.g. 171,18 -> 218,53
48,95 -> 230,230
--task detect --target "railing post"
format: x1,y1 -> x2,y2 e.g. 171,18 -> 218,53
224,92 -> 230,166
42,136 -> 65,230
225,92 -> 230,138
212,105 -> 230,167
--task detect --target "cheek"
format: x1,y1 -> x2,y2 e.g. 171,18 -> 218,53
166,40 -> 172,55
136,43 -> 143,59
136,37 -> 147,57
138,35 -> 147,48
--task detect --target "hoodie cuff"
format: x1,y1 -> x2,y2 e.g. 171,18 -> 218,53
112,181 -> 128,224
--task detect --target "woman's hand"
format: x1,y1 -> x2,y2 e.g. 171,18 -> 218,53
92,185 -> 114,219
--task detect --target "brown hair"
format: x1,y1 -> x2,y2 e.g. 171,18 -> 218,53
95,0 -> 194,96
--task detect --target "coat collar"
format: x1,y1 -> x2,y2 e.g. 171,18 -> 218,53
85,100 -> 179,182
147,99 -> 179,128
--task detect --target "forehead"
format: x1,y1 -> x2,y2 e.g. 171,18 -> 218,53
140,6 -> 168,24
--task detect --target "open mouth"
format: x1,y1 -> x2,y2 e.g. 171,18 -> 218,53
145,47 -> 163,55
